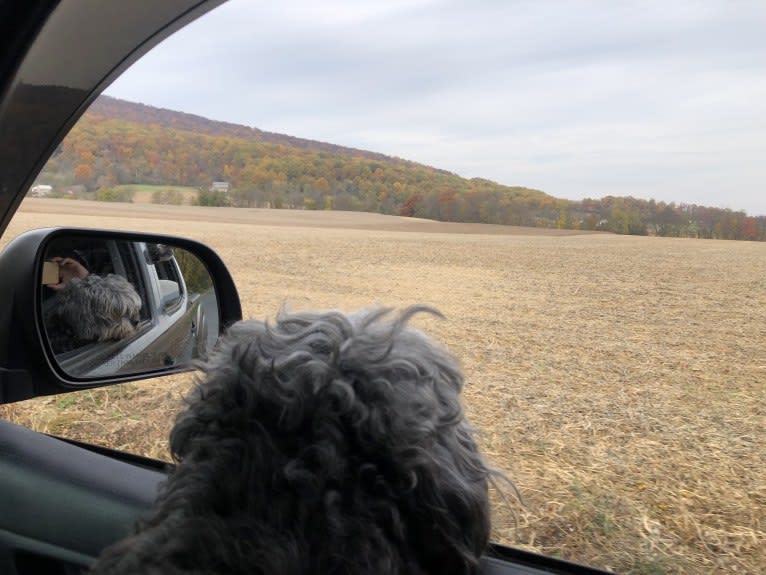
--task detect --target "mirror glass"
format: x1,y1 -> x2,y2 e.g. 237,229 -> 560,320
40,235 -> 219,379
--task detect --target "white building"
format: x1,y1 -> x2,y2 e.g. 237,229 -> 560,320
29,184 -> 53,197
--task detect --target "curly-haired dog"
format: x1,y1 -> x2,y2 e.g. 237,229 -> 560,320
90,306 -> 496,575
146,242 -> 175,264
46,273 -> 142,353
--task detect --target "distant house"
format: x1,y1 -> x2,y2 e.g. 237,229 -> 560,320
29,184 -> 53,197
210,181 -> 229,193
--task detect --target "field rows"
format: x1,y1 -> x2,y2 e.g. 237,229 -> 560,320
2,200 -> 764,574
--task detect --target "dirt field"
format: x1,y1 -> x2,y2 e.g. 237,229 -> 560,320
2,198 -> 764,574
114,184 -> 199,205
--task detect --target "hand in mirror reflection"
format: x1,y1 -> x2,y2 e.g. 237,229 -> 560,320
45,256 -> 90,290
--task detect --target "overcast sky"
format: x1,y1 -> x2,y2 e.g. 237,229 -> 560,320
105,0 -> 766,215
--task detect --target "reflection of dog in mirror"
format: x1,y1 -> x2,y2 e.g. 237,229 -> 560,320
46,273 -> 142,353
90,306 -> 497,575
146,243 -> 175,264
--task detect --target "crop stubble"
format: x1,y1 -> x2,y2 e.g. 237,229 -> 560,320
2,200 -> 764,574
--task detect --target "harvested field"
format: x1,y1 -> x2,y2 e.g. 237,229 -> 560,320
117,184 -> 198,205
2,198 -> 765,574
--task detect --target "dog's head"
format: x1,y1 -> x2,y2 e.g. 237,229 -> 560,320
145,243 -> 175,264
93,306 -> 493,575
50,273 -> 141,348
167,306 -> 492,573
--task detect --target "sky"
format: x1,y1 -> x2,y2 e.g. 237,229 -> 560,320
104,0 -> 766,216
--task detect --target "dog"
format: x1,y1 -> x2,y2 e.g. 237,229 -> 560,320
90,306 -> 496,574
46,273 -> 142,353
145,242 -> 175,264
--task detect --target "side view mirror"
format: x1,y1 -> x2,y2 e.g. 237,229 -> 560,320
0,228 -> 242,403
41,237 -> 219,378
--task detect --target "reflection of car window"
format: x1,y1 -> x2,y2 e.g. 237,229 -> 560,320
116,241 -> 151,322
44,239 -> 113,276
154,258 -> 183,309
175,248 -> 213,295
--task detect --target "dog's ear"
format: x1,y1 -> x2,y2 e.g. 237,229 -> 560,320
168,324 -> 271,462
305,309 -> 492,574
169,371 -> 235,462
385,417 -> 490,574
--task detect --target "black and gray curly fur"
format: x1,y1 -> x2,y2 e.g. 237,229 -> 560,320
46,274 -> 141,353
91,306 -> 495,575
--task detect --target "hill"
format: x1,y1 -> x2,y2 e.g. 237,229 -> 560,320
36,96 -> 766,240
88,97 -> 434,168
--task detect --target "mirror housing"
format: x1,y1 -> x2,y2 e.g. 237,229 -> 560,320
0,228 -> 242,403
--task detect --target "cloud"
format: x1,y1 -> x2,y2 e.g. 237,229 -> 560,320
105,0 -> 766,215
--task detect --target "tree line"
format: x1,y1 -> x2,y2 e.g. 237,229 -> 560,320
36,103 -> 766,241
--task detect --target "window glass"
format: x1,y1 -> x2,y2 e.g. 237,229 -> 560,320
116,240 -> 151,322
3,1 -> 764,574
154,258 -> 183,309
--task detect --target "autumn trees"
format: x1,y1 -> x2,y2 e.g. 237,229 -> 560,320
35,97 -> 766,242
